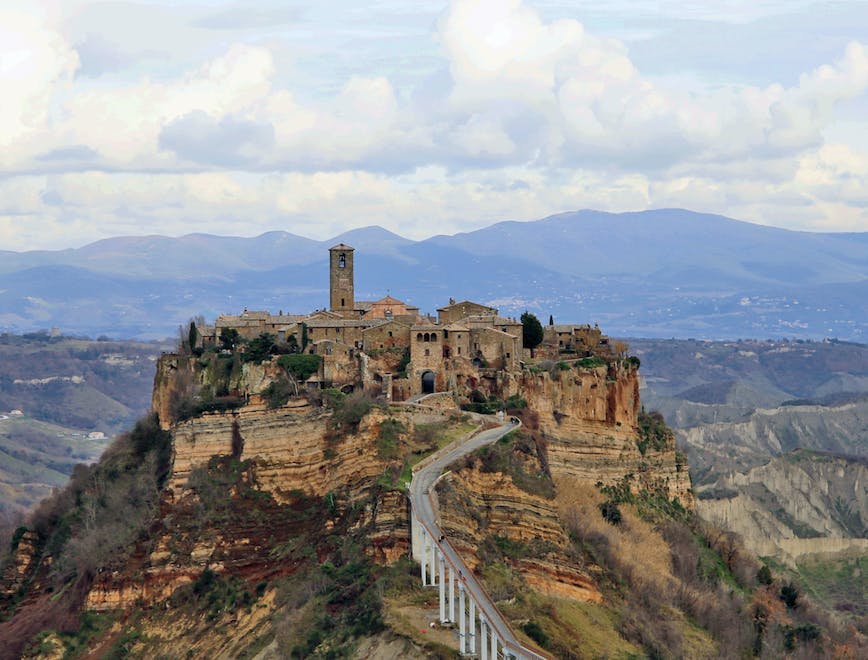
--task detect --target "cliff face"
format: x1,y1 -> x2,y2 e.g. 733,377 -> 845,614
2,347 -> 696,657
498,363 -> 692,507
677,398 -> 868,484
434,362 -> 692,614
697,451 -> 868,564
171,401 -> 377,497
438,463 -> 602,604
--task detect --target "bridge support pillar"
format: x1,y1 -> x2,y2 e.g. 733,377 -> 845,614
449,564 -> 456,623
438,552 -> 446,623
430,540 -> 437,586
420,528 -> 427,586
491,629 -> 498,659
469,599 -> 476,654
458,584 -> 467,655
479,616 -> 488,660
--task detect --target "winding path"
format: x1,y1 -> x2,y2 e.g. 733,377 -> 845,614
408,414 -> 548,659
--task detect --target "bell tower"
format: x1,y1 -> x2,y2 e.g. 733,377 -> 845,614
329,244 -> 354,312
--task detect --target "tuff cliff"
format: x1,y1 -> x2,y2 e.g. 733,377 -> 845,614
1,345 -> 698,658
489,360 -> 692,505
433,360 -> 692,622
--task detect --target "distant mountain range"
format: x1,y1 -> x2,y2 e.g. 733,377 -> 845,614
1,209 -> 866,340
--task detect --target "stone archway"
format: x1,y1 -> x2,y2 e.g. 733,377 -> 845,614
421,370 -> 435,394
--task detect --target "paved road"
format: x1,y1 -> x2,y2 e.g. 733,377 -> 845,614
409,417 -> 547,660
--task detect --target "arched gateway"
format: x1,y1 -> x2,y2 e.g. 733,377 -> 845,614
421,370 -> 435,394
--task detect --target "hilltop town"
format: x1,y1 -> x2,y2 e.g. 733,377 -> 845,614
11,243 -> 847,659
195,243 -> 616,403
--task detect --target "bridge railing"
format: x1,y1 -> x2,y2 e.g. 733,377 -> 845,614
408,416 -> 550,660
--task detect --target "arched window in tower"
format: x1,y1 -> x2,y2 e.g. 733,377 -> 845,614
339,253 -> 346,268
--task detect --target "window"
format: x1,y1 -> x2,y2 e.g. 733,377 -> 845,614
417,333 -> 423,341
506,352 -> 510,358
443,329 -> 449,339
388,331 -> 393,337
339,253 -> 346,268
424,333 -> 430,342
425,348 -> 430,356
341,298 -> 345,307
457,347 -> 461,355
431,333 -> 437,342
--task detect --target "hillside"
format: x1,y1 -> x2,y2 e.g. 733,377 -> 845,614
0,334 -> 172,516
10,328 -> 857,659
0,333 -> 865,655
1,209 -> 866,340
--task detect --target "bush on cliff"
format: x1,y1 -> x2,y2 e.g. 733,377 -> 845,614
242,333 -> 277,364
277,353 -> 322,382
25,413 -> 169,586
636,410 -> 674,455
324,389 -> 375,433
466,428 -> 554,499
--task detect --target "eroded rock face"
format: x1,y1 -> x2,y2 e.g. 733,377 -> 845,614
83,402 -> 436,612
697,452 -> 868,564
505,365 -> 692,507
0,531 -> 40,597
432,361 -> 693,611
514,363 -> 640,434
95,350 -> 692,620
438,465 -> 602,604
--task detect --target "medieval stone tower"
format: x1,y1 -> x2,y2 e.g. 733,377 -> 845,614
329,243 -> 354,312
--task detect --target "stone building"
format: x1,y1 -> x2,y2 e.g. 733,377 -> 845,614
542,323 -> 611,357
213,243 -> 530,399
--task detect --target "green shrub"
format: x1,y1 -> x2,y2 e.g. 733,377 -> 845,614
576,356 -> 607,369
461,395 -> 504,415
327,391 -> 374,432
242,333 -> 276,364
505,394 -> 527,410
263,379 -> 293,409
599,500 -> 623,525
377,418 -> 405,459
397,348 -> 411,378
637,410 -> 673,454
522,621 -> 550,647
277,354 -> 322,382
780,582 -> 800,609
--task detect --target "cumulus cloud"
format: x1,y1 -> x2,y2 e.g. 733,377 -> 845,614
159,111 -> 275,166
0,5 -> 79,162
0,0 -> 866,249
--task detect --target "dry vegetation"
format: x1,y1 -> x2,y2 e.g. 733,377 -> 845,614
478,476 -> 867,659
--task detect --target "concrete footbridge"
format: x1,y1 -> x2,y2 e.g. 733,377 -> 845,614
408,414 -> 549,660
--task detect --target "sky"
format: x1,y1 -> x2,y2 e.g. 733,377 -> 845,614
2,0 -> 868,251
